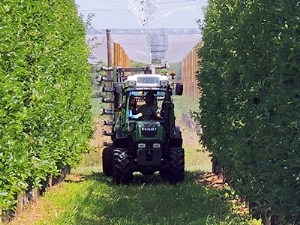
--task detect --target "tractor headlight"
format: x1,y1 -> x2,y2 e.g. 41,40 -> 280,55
138,143 -> 146,148
126,80 -> 136,87
153,143 -> 161,148
160,80 -> 169,87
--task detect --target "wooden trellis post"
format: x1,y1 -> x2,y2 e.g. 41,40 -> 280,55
182,43 -> 201,100
113,42 -> 132,68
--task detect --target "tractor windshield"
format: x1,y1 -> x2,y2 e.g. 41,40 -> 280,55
127,90 -> 165,121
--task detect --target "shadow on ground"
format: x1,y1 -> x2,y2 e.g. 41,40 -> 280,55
73,171 -> 232,225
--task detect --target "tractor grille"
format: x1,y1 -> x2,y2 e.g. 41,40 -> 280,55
141,123 -> 158,137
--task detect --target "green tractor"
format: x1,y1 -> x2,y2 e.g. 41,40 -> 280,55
100,67 -> 184,184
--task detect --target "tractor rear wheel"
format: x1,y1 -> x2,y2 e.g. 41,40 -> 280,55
113,148 -> 133,185
102,145 -> 114,176
167,147 -> 184,184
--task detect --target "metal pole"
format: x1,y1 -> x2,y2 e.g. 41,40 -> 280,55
106,29 -> 114,116
106,29 -> 113,79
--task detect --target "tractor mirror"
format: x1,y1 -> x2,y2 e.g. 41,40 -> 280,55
174,83 -> 183,95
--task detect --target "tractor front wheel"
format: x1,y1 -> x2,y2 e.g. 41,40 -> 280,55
113,148 -> 133,185
102,145 -> 114,176
166,147 -> 184,184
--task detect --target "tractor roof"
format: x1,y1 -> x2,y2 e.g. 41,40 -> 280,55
125,74 -> 169,90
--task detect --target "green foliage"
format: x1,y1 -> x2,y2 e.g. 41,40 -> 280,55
0,0 -> 92,210
196,0 -> 300,223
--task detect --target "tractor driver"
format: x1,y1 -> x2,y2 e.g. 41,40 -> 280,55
130,92 -> 162,120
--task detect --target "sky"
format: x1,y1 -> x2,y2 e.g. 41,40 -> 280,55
75,0 -> 208,29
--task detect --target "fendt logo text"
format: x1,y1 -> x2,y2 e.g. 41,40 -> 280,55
141,127 -> 157,132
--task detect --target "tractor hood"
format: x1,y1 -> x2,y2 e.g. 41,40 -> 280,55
134,121 -> 163,142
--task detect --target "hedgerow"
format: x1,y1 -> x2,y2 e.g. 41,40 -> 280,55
0,0 -> 92,211
196,0 -> 299,223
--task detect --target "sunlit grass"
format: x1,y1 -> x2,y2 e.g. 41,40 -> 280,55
28,172 -> 256,225
185,143 -> 211,172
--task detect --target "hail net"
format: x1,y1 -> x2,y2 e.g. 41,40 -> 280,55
87,28 -> 201,64
128,0 -> 157,26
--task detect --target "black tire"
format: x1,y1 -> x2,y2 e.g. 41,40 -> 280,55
102,146 -> 114,176
175,83 -> 183,95
166,147 -> 185,184
113,148 -> 133,185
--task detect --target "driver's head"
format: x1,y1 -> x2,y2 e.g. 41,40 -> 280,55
145,92 -> 155,105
